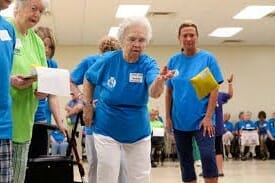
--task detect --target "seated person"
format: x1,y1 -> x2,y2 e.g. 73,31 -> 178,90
50,130 -> 68,156
238,111 -> 259,160
230,111 -> 245,159
254,111 -> 268,160
266,111 -> 275,159
150,109 -> 165,167
222,113 -> 234,158
65,91 -> 83,159
151,108 -> 164,123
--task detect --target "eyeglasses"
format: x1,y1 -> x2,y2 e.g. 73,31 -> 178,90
126,36 -> 146,45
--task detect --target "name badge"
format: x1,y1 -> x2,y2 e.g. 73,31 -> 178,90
129,73 -> 143,83
15,38 -> 22,49
0,30 -> 12,41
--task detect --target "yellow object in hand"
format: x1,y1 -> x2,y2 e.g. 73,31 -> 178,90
190,67 -> 218,99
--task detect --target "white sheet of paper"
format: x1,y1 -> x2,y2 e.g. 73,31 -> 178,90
35,67 -> 70,96
152,128 -> 165,137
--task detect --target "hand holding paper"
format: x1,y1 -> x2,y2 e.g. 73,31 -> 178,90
11,75 -> 36,89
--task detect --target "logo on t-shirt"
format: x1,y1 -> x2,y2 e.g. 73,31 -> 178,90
174,69 -> 179,77
107,77 -> 116,88
14,38 -> 22,55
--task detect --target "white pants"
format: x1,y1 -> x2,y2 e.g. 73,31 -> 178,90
241,130 -> 259,146
94,134 -> 151,183
222,131 -> 234,145
118,150 -> 128,183
85,134 -> 97,183
86,134 -> 128,183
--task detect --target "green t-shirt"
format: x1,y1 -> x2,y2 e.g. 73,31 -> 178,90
10,20 -> 47,142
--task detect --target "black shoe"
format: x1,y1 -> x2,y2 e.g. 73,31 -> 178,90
241,155 -> 247,161
151,162 -> 157,168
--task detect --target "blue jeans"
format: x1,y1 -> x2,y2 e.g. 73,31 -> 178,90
173,129 -> 218,182
51,142 -> 68,156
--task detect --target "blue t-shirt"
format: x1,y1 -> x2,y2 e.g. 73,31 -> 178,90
234,121 -> 241,131
71,54 -> 100,85
166,50 -> 224,131
267,118 -> 275,138
71,54 -> 102,135
34,59 -> 58,123
238,120 -> 257,130
0,16 -> 16,139
223,121 -> 234,133
51,130 -> 66,143
255,120 -> 268,135
67,99 -> 83,124
215,92 -> 230,136
85,50 -> 159,143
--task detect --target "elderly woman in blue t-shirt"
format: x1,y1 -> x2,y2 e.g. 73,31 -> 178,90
82,16 -> 174,183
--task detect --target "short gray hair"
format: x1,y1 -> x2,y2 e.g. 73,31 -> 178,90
14,0 -> 49,14
117,16 -> 152,44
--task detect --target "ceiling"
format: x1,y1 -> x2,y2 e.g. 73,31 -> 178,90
37,0 -> 275,46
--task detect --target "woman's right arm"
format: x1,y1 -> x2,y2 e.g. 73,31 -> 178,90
82,78 -> 95,127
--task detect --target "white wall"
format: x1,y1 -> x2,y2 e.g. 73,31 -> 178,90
54,45 -> 275,123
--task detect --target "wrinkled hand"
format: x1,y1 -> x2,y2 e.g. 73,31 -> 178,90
158,66 -> 175,81
227,74 -> 233,83
199,117 -> 215,137
83,106 -> 93,127
34,91 -> 48,99
58,122 -> 67,136
11,75 -> 36,89
165,118 -> 174,139
165,119 -> 173,134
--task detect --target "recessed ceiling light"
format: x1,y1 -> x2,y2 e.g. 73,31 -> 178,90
209,27 -> 243,38
0,2 -> 15,18
233,5 -> 275,19
115,4 -> 150,18
108,27 -> 119,38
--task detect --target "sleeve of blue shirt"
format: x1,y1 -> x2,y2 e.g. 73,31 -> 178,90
208,53 -> 224,84
71,55 -> 96,85
85,55 -> 106,85
47,59 -> 58,68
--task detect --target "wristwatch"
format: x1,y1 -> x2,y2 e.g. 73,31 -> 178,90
83,100 -> 93,106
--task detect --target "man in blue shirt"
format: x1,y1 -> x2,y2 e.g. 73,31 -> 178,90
0,1 -> 16,182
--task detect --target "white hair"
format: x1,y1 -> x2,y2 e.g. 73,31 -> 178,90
14,0 -> 49,14
117,16 -> 152,44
